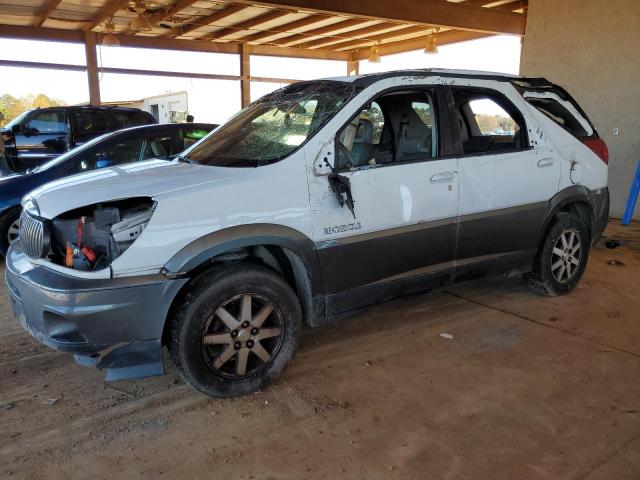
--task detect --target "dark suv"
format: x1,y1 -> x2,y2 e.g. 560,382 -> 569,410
1,106 -> 156,172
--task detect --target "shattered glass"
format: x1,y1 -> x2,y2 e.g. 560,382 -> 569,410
184,80 -> 363,168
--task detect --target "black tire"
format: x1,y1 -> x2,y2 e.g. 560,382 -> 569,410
525,213 -> 590,296
0,208 -> 21,257
170,262 -> 302,398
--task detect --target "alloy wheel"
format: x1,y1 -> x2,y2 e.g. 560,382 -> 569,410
7,218 -> 20,245
551,228 -> 582,283
202,293 -> 284,379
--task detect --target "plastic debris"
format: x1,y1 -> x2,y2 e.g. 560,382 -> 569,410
439,333 -> 454,340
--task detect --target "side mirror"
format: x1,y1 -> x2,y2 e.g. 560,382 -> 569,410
11,124 -> 21,134
312,140 -> 335,176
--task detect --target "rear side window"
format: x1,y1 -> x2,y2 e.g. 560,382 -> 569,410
451,88 -> 527,155
25,110 -> 67,133
525,97 -> 590,138
114,110 -> 155,129
72,110 -> 112,142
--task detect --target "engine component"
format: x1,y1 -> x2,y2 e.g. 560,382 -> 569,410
49,199 -> 155,271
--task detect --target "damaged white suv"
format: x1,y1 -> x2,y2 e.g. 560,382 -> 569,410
6,70 -> 609,397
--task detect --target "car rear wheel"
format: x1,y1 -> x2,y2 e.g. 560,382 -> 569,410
170,263 -> 302,398
525,213 -> 590,296
0,209 -> 20,256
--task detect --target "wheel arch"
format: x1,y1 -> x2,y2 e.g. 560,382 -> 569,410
540,186 -> 595,245
161,224 -> 324,344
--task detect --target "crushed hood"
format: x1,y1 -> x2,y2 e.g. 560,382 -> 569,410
29,159 -> 234,219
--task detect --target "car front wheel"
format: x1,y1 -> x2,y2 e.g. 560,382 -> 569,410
525,213 -> 590,296
0,209 -> 20,256
170,263 -> 302,397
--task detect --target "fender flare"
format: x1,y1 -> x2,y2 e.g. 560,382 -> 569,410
540,185 -> 595,241
162,223 -> 324,319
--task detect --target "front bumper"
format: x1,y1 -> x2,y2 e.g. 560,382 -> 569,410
5,243 -> 188,381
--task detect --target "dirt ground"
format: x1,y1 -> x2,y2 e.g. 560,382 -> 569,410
1,220 -> 639,480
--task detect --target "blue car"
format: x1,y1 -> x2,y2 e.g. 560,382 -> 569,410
0,122 -> 216,255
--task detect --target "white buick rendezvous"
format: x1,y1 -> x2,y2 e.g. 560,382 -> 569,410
6,69 -> 609,397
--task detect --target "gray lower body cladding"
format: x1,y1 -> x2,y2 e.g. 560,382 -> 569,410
5,244 -> 187,381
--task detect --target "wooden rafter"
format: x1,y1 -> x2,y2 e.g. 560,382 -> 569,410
327,25 -> 434,51
84,0 -> 132,31
201,9 -> 292,41
0,24 -> 349,60
268,18 -> 370,47
296,22 -> 408,50
353,29 -> 490,59
34,0 -> 62,27
240,14 -> 329,43
230,0 -> 526,35
167,4 -> 250,37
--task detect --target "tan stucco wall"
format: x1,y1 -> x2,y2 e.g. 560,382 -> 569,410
520,0 -> 640,218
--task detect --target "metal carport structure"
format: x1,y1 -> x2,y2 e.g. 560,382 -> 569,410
0,0 -> 527,107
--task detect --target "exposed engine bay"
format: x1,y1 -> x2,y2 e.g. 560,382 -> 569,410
49,198 -> 155,271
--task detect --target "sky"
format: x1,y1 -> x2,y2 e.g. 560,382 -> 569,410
0,35 -> 522,125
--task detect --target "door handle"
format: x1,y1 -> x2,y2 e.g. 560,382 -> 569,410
537,158 -> 554,168
430,172 -> 454,183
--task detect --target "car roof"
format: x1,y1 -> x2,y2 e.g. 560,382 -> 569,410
111,122 -> 217,135
321,68 -> 551,88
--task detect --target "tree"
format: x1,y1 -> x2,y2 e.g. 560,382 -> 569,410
0,93 -> 66,127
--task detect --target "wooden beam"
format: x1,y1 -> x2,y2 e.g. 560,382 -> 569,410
354,29 -> 491,59
0,59 -> 300,85
35,0 -> 62,27
230,0 -> 526,35
84,31 -> 101,105
0,24 -> 348,60
240,14 -> 328,44
168,4 -> 249,38
252,43 -> 348,60
84,0 -> 132,31
240,44 -> 251,107
269,19 -> 369,47
296,22 -> 407,50
346,56 -> 359,76
330,25 -> 433,51
202,10 -> 292,42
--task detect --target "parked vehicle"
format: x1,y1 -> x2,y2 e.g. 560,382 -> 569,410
5,70 -> 609,397
0,106 -> 156,172
0,123 -> 216,255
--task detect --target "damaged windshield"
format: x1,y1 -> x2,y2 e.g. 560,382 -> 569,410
184,80 -> 362,167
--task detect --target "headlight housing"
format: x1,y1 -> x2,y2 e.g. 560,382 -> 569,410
21,194 -> 40,217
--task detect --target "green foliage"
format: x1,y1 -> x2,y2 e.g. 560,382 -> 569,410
0,94 -> 66,127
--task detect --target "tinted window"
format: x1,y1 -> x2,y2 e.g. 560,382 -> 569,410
26,110 -> 67,133
182,126 -> 213,150
114,110 -> 155,129
70,137 -> 144,173
73,110 -> 112,142
142,134 -> 173,158
185,81 -> 362,167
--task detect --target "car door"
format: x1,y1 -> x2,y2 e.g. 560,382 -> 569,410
15,109 -> 69,170
307,85 -> 459,314
448,85 -> 560,271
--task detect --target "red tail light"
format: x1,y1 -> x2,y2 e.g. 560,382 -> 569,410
582,138 -> 609,165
